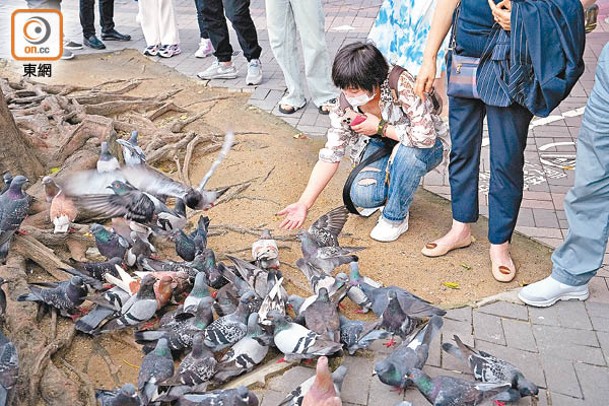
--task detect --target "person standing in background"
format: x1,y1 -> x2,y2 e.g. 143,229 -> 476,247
80,0 -> 131,50
193,0 -> 214,58
137,0 -> 181,58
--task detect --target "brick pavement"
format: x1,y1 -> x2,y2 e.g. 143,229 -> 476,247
1,1 -> 609,404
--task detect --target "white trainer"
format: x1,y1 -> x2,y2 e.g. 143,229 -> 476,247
246,59 -> 263,85
518,276 -> 589,307
197,60 -> 238,80
370,213 -> 409,242
195,38 -> 214,58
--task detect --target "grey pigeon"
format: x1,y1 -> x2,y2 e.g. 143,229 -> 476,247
301,287 -> 340,342
379,290 -> 424,345
117,131 -> 146,166
191,215 -> 210,254
177,385 -> 258,406
267,310 -> 342,361
134,297 -> 214,353
76,286 -> 131,335
0,172 -> 12,195
156,198 -> 187,234
0,176 -> 30,264
442,335 -> 539,402
291,272 -> 349,315
90,223 -> 130,261
374,315 -> 443,390
279,356 -> 347,406
99,275 -> 157,332
17,276 -> 87,319
347,261 -> 382,313
64,257 -> 124,281
251,229 -> 280,270
0,330 -> 18,406
95,383 -> 141,406
213,312 -> 272,384
76,180 -> 156,224
212,279 -> 241,318
296,206 -> 364,273
204,291 -> 256,352
126,231 -> 153,268
138,338 -> 174,405
97,141 -> 121,173
226,255 -> 272,298
0,278 -> 6,321
161,332 -> 217,387
258,276 -> 287,326
173,229 -> 196,262
408,367 -> 511,406
184,272 -> 211,312
339,315 -> 390,355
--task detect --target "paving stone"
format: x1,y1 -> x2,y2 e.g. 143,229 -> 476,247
584,301 -> 609,320
597,331 -> 609,365
574,362 -> 609,404
441,319 -> 473,345
478,301 -> 529,321
533,325 -> 604,365
503,318 -> 538,352
529,305 -> 562,327
540,354 -> 582,399
552,301 -> 593,330
444,306 -> 473,323
549,393 -> 589,406
267,365 -> 314,392
367,370 -> 404,405
473,311 -> 506,345
340,356 -> 374,405
259,389 -> 287,406
426,333 -> 442,368
475,340 -> 546,389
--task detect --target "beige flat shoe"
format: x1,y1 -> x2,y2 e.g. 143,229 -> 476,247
491,257 -> 517,283
421,236 -> 474,257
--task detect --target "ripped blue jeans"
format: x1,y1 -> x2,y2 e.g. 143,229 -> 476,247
350,137 -> 444,223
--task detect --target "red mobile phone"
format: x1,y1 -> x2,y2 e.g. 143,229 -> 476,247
349,114 -> 366,127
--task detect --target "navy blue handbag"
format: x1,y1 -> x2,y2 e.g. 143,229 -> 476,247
446,3 -> 481,99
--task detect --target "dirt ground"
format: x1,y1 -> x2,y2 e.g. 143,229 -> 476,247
1,50 -> 552,397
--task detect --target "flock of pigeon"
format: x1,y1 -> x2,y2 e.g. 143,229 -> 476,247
0,132 -> 540,406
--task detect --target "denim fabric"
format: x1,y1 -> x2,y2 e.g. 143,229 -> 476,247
453,0 -> 496,57
265,0 -> 337,107
80,0 -> 114,37
194,0 -> 208,39
350,137 -> 444,223
202,0 -> 262,62
551,43 -> 609,286
448,96 -> 532,244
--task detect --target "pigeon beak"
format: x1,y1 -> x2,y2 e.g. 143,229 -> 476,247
371,370 -> 377,377
83,232 -> 92,238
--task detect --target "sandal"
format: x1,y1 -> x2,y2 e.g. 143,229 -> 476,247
278,103 -> 305,115
421,236 -> 474,258
318,98 -> 337,115
491,257 -> 517,283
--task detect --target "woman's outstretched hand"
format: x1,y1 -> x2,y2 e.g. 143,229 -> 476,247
277,201 -> 308,230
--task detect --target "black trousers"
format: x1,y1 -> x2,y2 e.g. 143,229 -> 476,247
202,0 -> 262,62
80,0 -> 115,38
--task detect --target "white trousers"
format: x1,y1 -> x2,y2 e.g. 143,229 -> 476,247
265,0 -> 337,108
138,0 -> 180,46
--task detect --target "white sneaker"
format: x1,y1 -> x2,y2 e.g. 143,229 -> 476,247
246,59 -> 263,85
370,213 -> 409,242
518,276 -> 589,307
195,38 -> 214,58
159,44 -> 181,58
197,60 -> 238,80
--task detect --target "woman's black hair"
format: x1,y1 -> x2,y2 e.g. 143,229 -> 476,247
331,41 -> 389,92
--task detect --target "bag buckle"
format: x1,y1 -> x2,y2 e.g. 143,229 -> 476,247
456,63 -> 462,74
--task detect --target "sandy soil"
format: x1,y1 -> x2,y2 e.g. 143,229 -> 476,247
1,50 -> 552,395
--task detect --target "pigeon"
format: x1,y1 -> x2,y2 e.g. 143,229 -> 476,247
379,290 -> 424,345
63,257 -> 124,281
173,229 -> 196,262
90,223 -> 130,261
42,176 -> 77,234
95,383 -> 141,406
212,280 -> 241,318
191,215 -> 210,254
308,206 -> 350,247
279,356 -> 347,406
374,315 -> 443,390
76,180 -> 156,224
354,281 -> 446,318
442,335 -> 539,402
301,287 -> 340,342
226,255 -> 272,297
138,338 -> 174,405
258,276 -> 287,326
161,332 -> 217,387
0,172 -> 12,195
0,278 -> 6,321
339,316 -> 390,355
117,131 -> 146,166
156,198 -> 187,234
0,330 -> 18,406
97,141 -> 121,173
296,230 -> 361,274
347,261 -> 382,313
76,286 -> 131,335
134,297 -> 214,353
204,290 -> 256,352
0,175 -> 30,264
213,312 -> 272,384
177,385 -> 259,406
251,229 -> 280,270
184,272 -> 211,312
17,275 -> 87,319
407,367 -> 511,406
126,231 -> 153,268
267,310 -> 342,361
98,275 -> 158,332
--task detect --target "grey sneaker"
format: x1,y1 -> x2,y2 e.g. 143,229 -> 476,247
246,59 -> 262,85
64,39 -> 83,50
60,48 -> 74,60
197,60 -> 238,80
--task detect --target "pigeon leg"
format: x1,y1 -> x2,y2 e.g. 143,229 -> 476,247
493,401 -> 506,406
338,302 -> 346,311
276,357 -> 286,364
139,316 -> 159,330
355,308 -> 368,314
383,336 -> 397,348
16,229 -> 28,235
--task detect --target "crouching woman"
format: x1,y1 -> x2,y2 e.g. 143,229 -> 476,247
278,42 -> 448,242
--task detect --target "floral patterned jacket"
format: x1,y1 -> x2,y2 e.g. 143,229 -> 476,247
319,65 -> 448,165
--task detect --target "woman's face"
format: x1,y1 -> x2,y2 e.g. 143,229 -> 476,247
343,86 -> 377,107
